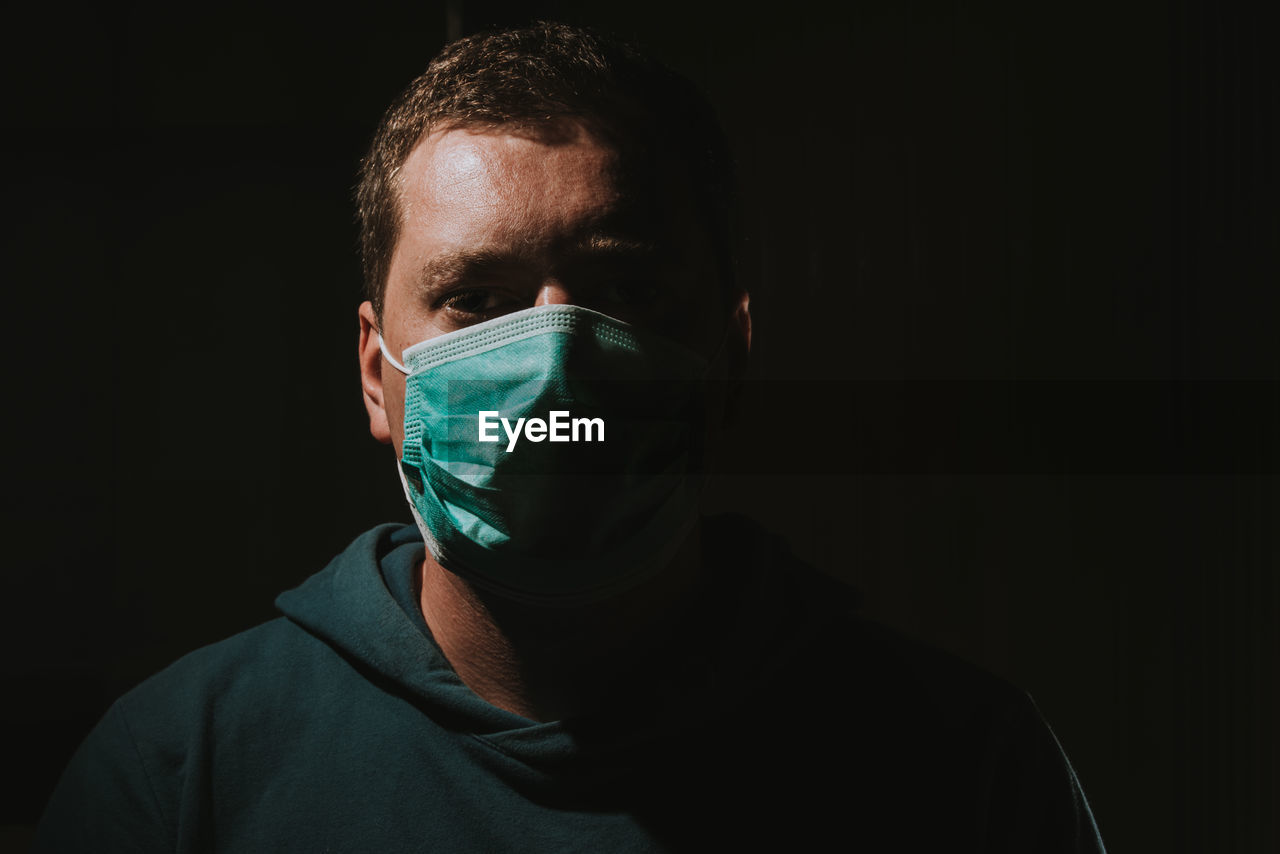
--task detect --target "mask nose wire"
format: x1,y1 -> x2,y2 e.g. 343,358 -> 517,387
377,334 -> 410,375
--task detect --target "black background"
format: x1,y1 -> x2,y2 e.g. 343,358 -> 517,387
2,1 -> 1276,851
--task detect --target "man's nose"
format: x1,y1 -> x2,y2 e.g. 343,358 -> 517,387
533,282 -> 573,306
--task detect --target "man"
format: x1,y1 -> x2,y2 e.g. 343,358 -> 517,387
36,23 -> 1106,852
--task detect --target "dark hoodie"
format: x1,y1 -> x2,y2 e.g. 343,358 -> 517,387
35,517 -> 1105,852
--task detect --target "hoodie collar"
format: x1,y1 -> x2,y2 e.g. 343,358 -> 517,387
275,517 -> 854,767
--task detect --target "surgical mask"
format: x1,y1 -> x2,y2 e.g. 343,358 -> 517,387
380,304 -> 718,603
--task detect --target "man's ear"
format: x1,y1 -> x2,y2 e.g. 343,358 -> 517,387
723,289 -> 752,427
732,289 -> 752,363
358,301 -> 393,445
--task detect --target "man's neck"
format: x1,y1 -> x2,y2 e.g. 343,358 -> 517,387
417,527 -> 704,722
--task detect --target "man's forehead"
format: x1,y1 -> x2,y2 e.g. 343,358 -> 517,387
390,121 -> 714,268
397,122 -> 622,216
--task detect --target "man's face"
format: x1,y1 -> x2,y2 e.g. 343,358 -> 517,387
359,120 -> 748,454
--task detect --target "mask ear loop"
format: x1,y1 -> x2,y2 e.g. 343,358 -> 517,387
381,331 -> 444,556
378,334 -> 410,375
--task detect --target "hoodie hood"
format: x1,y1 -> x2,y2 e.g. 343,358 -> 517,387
274,516 -> 857,777
275,523 -> 534,735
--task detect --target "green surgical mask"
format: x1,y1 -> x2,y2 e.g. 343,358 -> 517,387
381,304 -> 714,603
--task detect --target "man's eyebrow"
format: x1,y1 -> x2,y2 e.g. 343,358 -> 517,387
567,234 -> 660,258
410,249 -> 515,298
408,238 -> 660,300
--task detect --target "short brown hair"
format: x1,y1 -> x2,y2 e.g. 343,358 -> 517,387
356,21 -> 737,321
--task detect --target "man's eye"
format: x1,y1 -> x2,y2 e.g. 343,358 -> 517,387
604,278 -> 661,307
440,289 -> 498,316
